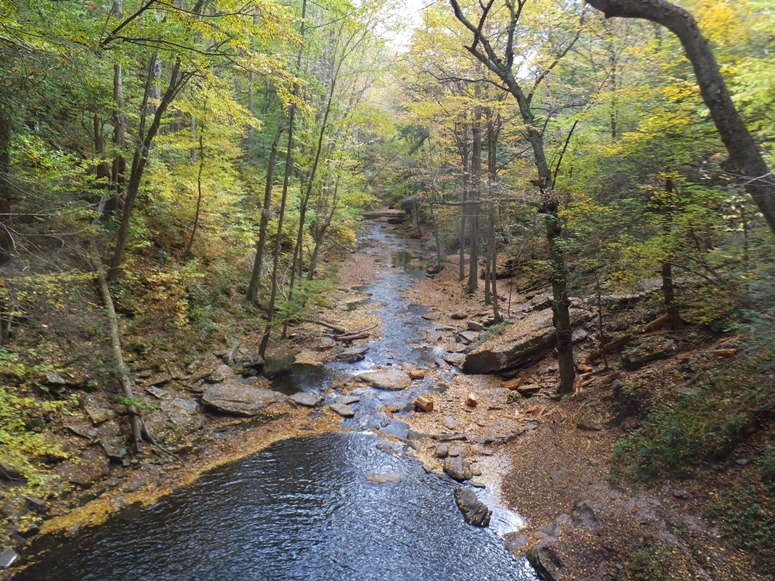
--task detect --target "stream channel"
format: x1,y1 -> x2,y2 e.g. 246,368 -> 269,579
17,222 -> 539,580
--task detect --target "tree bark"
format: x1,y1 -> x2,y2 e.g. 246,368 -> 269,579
109,57 -> 190,279
449,0 -> 576,393
585,0 -> 775,236
247,125 -> 284,304
0,110 -> 15,265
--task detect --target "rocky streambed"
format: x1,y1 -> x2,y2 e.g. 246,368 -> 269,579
8,219 -> 541,580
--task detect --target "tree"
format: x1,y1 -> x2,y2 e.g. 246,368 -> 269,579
585,0 -> 775,236
448,0 -> 580,393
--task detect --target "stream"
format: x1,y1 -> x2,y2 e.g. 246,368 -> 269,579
16,222 -> 538,580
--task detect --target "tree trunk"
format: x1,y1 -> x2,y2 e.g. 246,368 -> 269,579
109,57 -> 189,279
260,0 -> 307,357
585,0 -> 775,236
183,135 -> 204,259
661,260 -> 682,330
489,202 -> 502,323
92,246 -> 144,453
467,103 -> 482,293
247,125 -> 284,304
105,0 -> 126,219
0,109 -> 15,265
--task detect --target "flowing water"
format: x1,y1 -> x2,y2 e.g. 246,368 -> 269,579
17,222 -> 538,581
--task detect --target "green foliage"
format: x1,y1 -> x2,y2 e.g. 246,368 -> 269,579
480,321 -> 511,343
617,537 -> 678,581
275,277 -> 335,326
611,354 -> 770,483
0,383 -> 73,490
707,487 -> 775,570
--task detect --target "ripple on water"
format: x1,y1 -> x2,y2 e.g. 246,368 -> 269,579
20,433 -> 537,581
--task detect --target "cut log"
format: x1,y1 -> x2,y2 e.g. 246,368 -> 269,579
414,396 -> 434,413
712,348 -> 739,358
502,378 -> 522,390
587,334 -> 633,362
465,393 -> 479,408
640,314 -> 671,334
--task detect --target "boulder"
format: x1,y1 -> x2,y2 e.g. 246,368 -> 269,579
359,370 -> 411,391
201,379 -> 287,418
454,487 -> 491,527
205,364 -> 233,383
527,538 -> 564,581
463,308 -> 588,374
443,456 -> 473,482
263,349 -> 296,377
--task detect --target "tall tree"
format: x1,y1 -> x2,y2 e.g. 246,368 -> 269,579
585,0 -> 775,236
449,0 -> 580,393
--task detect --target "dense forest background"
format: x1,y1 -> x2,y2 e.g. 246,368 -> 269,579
0,0 -> 773,575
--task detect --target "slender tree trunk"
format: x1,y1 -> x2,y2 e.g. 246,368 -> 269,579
92,245 -> 144,453
661,260 -> 681,330
467,103 -> 482,293
489,202 -> 502,322
458,122 -> 469,282
247,126 -> 284,304
0,110 -> 15,265
586,0 -> 775,236
109,57 -> 188,279
183,135 -> 205,259
260,0 -> 307,357
106,0 -> 126,218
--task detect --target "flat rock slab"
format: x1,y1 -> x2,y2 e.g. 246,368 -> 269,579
202,380 -> 287,417
359,370 -> 411,391
290,392 -> 322,407
330,403 -> 355,418
336,395 -> 361,405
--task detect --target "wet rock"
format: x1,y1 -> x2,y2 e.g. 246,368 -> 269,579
57,447 -> 110,487
336,348 -> 367,363
335,395 -> 360,405
329,403 -> 355,418
527,538 -> 564,581
97,420 -> 127,461
359,370 -> 411,391
263,349 -> 296,378
504,533 -> 528,553
201,380 -> 287,418
469,480 -> 486,489
290,392 -> 321,407
443,456 -> 473,482
454,487 -> 491,526
368,472 -> 401,484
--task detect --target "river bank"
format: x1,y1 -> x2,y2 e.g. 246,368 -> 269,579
2,215 -> 770,580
